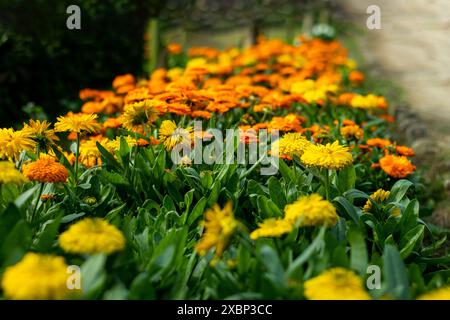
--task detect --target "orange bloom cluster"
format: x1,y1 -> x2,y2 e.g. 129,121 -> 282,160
22,155 -> 69,183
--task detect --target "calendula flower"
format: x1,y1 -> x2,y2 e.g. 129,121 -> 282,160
340,125 -> 364,140
0,161 -> 28,185
23,119 -> 59,152
304,268 -> 371,300
351,94 -> 387,109
418,286 -> 450,300
55,112 -> 101,134
59,218 -> 125,255
121,100 -> 160,133
250,218 -> 293,240
301,141 -> 353,170
284,194 -> 338,227
363,189 -> 390,212
159,120 -> 193,151
0,128 -> 35,161
1,253 -> 73,300
78,138 -> 103,168
167,43 -> 182,54
271,133 -> 311,159
367,138 -> 392,148
379,154 -> 416,178
22,155 -> 69,183
195,202 -> 237,259
396,145 -> 415,157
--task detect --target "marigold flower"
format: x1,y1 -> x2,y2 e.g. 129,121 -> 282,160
418,286 -> 450,300
0,161 -> 28,185
348,70 -> 365,83
159,120 -> 193,151
379,154 -> 416,178
396,145 -> 415,157
195,202 -> 237,259
284,194 -> 338,227
23,119 -> 59,152
59,218 -> 125,255
340,125 -> 364,140
304,268 -> 371,300
0,128 -> 35,161
1,253 -> 73,300
363,189 -> 390,212
271,133 -> 311,158
121,100 -> 160,133
351,94 -> 387,110
301,141 -> 353,170
167,43 -> 182,54
250,218 -> 293,240
112,74 -> 135,89
366,138 -> 392,148
191,110 -> 212,119
55,112 -> 101,134
22,155 -> 69,183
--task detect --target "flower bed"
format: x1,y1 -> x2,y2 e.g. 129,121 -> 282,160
0,36 -> 448,300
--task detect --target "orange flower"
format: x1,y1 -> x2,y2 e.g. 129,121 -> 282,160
349,70 -> 365,83
342,119 -> 356,126
379,154 -> 416,178
396,146 -> 415,157
113,74 -> 135,90
167,43 -> 182,55
22,155 -> 69,183
191,110 -> 212,119
367,138 -> 392,149
340,125 -> 364,140
103,117 -> 123,129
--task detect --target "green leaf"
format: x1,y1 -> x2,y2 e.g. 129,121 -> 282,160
389,180 -> 413,202
81,254 -> 107,299
398,199 -> 419,235
348,227 -> 368,275
187,197 -> 207,226
33,214 -> 63,252
333,196 -> 359,224
0,220 -> 32,267
337,165 -> 356,193
399,225 -> 424,259
383,245 -> 410,299
257,195 -> 283,219
268,177 -> 287,208
96,142 -> 122,171
286,227 -> 325,278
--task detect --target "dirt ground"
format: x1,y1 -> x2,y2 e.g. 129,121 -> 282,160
337,0 -> 450,142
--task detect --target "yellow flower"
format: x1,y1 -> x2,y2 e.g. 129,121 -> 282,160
22,155 -> 69,183
250,218 -> 292,240
159,120 -> 193,151
418,286 -> 450,300
0,161 -> 28,185
363,189 -> 391,212
78,138 -> 103,168
301,141 -> 353,170
195,202 -> 237,259
54,112 -> 101,134
104,135 -> 138,152
304,268 -> 371,300
284,194 -> 338,227
340,125 -> 364,140
271,133 -> 311,158
0,128 -> 35,161
1,253 -> 73,300
121,99 -> 160,134
23,119 -> 59,152
59,218 -> 125,254
350,94 -> 387,110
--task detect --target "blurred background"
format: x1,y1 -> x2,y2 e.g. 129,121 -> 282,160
0,0 -> 342,126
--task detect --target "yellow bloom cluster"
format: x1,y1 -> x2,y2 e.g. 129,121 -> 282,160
250,194 -> 338,240
59,218 -> 126,254
0,161 -> 28,185
271,133 -> 311,159
159,120 -> 194,151
304,267 -> 371,300
350,94 -> 387,110
418,286 -> 450,300
0,128 -> 34,161
1,253 -> 73,300
195,202 -> 237,259
363,189 -> 391,212
301,141 -> 353,170
290,79 -> 338,103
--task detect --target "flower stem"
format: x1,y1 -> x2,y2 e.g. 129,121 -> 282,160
324,169 -> 330,200
74,132 -> 80,184
31,182 -> 45,223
